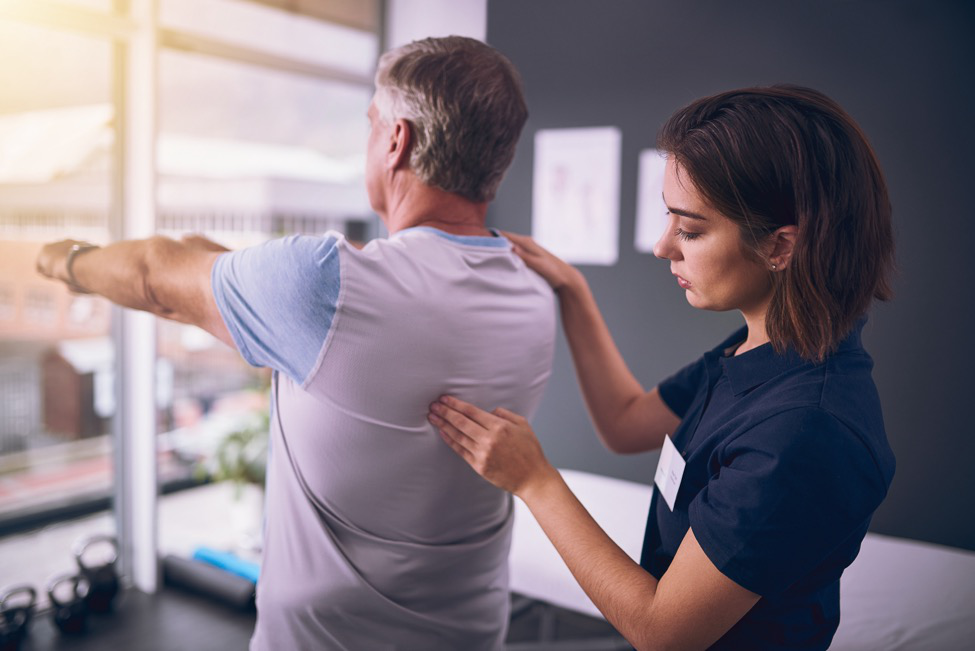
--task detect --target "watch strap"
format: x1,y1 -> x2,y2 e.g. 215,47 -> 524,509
65,243 -> 99,294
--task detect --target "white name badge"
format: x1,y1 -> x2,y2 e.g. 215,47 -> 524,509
654,434 -> 686,511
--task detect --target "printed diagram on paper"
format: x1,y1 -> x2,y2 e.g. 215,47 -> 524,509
531,127 -> 620,265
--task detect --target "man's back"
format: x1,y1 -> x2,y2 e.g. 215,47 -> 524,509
213,227 -> 555,650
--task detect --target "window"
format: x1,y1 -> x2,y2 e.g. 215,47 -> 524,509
0,16 -> 118,599
0,14 -> 115,517
0,0 -> 380,599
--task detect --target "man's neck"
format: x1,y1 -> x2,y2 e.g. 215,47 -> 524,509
383,179 -> 490,237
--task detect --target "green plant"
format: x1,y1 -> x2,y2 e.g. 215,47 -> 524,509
199,410 -> 269,500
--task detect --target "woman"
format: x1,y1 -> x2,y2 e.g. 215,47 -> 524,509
428,85 -> 896,650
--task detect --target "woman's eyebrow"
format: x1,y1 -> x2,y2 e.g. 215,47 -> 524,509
662,193 -> 709,221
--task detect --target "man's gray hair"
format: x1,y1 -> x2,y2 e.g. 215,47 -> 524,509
373,36 -> 528,203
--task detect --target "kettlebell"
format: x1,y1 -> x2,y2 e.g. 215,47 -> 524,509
74,534 -> 120,613
0,585 -> 35,651
47,573 -> 89,635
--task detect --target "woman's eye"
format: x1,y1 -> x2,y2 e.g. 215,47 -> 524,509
675,228 -> 701,241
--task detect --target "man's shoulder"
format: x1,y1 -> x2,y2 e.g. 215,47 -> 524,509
345,229 -> 525,278
356,228 -> 510,255
338,231 -> 553,313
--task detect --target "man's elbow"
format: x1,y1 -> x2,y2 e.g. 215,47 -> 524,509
142,236 -> 180,317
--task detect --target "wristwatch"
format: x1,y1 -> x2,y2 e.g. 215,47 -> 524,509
65,243 -> 100,294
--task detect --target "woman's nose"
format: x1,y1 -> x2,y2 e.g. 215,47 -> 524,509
653,227 -> 676,260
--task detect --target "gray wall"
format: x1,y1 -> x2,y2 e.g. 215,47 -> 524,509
485,0 -> 975,551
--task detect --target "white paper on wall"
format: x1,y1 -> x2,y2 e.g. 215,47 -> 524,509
635,148 -> 669,254
531,127 -> 620,266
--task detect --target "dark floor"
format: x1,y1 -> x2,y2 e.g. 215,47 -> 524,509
11,587 -> 627,651
16,588 -> 255,651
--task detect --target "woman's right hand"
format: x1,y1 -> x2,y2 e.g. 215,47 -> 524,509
503,231 -> 582,291
429,395 -> 559,500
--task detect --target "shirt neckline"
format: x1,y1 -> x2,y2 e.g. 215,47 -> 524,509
713,317 -> 867,396
395,226 -> 509,248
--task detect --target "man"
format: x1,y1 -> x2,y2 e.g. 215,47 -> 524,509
37,36 -> 555,650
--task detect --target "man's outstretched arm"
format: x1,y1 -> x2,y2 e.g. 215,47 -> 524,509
36,235 -> 233,348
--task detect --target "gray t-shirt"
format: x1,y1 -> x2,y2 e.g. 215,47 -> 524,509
212,227 -> 556,650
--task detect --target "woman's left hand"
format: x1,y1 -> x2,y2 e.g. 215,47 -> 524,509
429,396 -> 556,498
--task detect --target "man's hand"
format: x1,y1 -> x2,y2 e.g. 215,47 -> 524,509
36,239 -> 96,288
35,234 -> 235,348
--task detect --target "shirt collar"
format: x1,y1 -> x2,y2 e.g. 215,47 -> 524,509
395,226 -> 509,248
712,317 -> 867,396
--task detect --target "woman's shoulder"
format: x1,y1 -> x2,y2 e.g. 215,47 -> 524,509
727,333 -> 894,490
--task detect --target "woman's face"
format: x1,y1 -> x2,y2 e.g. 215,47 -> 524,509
653,158 -> 773,318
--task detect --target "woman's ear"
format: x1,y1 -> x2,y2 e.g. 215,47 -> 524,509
767,225 -> 798,271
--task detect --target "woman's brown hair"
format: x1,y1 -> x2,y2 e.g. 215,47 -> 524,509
658,84 -> 895,361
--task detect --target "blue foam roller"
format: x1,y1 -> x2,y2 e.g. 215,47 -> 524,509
191,547 -> 260,583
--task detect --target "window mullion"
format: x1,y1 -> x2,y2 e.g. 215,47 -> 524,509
113,0 -> 159,594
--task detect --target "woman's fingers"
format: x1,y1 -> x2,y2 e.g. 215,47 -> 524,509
493,406 -> 527,425
428,402 -> 496,479
436,395 -> 495,429
436,427 -> 477,466
430,397 -> 526,444
502,231 -> 545,261
500,231 -> 577,291
500,230 -> 538,247
428,408 -> 477,450
430,397 -> 552,496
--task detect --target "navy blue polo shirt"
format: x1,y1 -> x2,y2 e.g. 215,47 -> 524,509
641,319 -> 894,650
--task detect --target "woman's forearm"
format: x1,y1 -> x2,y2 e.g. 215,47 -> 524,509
557,274 -> 671,453
430,397 -> 750,651
519,470 -> 660,648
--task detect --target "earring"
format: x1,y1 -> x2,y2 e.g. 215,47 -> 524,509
771,263 -> 777,271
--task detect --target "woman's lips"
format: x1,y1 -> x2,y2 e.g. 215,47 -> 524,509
676,274 -> 691,289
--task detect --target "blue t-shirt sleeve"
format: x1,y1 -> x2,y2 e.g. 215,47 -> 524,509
689,407 -> 889,597
657,357 -> 707,418
211,234 -> 342,385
